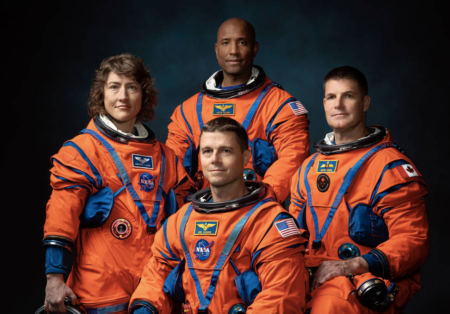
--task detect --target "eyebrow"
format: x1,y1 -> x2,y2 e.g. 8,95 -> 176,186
107,81 -> 138,85
220,37 -> 248,41
201,145 -> 234,150
325,90 -> 354,97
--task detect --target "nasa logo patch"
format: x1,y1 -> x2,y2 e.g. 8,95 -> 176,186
132,154 -> 153,169
111,218 -> 132,240
194,239 -> 214,261
139,173 -> 157,192
317,160 -> 338,173
213,103 -> 235,115
317,174 -> 330,192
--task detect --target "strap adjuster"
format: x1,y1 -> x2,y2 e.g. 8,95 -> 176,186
147,226 -> 157,234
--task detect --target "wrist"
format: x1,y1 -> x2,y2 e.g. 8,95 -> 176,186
346,257 -> 369,275
46,273 -> 64,281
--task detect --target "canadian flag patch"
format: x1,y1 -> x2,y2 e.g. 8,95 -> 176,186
396,164 -> 419,178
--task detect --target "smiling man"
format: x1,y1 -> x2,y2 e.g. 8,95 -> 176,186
166,17 -> 310,203
129,117 -> 308,314
289,66 -> 429,313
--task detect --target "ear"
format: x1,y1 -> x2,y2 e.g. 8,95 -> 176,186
215,43 -> 219,60
243,149 -> 251,166
253,41 -> 259,57
363,95 -> 371,112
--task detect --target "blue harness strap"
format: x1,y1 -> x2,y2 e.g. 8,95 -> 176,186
195,83 -> 279,132
81,129 -> 166,228
304,143 -> 396,247
179,198 -> 274,311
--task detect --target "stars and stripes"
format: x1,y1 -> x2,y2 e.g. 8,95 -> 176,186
288,101 -> 308,116
275,218 -> 301,238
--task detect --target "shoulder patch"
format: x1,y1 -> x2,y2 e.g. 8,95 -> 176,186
288,101 -> 308,116
396,164 -> 420,178
275,218 -> 300,238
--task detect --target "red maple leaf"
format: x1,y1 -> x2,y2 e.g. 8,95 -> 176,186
406,166 -> 414,173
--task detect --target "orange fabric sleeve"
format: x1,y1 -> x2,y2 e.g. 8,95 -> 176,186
166,104 -> 194,162
263,114 -> 310,202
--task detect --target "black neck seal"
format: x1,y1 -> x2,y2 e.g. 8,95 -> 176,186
191,181 -> 267,213
93,116 -> 156,144
200,65 -> 267,100
314,126 -> 388,155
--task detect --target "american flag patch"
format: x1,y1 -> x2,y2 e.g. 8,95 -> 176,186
288,101 -> 308,116
275,218 -> 300,238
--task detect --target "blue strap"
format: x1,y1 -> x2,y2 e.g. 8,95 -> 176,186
304,143 -> 396,245
196,93 -> 205,131
242,82 -> 278,130
81,129 -> 166,228
179,198 -> 274,310
85,302 -> 128,314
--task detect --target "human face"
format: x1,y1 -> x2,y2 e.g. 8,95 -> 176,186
215,21 -> 258,77
323,79 -> 370,132
103,72 -> 142,127
200,131 -> 251,188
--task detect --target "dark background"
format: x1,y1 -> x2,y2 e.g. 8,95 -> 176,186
10,0 -> 448,313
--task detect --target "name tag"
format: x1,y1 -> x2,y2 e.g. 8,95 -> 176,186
317,160 -> 338,173
194,221 -> 218,236
213,103 -> 235,115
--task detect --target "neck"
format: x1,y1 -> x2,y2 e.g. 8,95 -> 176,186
109,116 -> 136,134
210,179 -> 249,203
334,121 -> 369,144
221,68 -> 253,88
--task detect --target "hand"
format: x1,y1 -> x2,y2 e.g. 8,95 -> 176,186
311,257 -> 369,292
44,273 -> 77,314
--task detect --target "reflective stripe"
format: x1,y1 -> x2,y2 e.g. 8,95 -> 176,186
179,198 -> 274,310
370,159 -> 409,204
304,143 -> 396,245
85,302 -> 128,314
265,96 -> 296,139
196,93 -> 205,131
180,102 -> 194,137
81,129 -> 166,228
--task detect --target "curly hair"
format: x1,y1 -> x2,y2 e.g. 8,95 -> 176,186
88,53 -> 158,122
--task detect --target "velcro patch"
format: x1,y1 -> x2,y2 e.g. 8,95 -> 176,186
194,221 -> 218,236
275,218 -> 300,238
288,101 -> 308,116
317,160 -> 338,173
396,164 -> 419,178
213,103 -> 235,115
132,154 -> 153,169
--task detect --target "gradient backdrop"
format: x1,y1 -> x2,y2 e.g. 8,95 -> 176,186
11,0 -> 448,312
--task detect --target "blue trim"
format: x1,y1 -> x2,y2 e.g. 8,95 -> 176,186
296,165 -> 304,198
159,250 -> 181,262
63,184 -> 91,193
380,207 -> 393,217
196,93 -> 205,131
163,220 -> 178,259
52,159 -> 98,189
370,159 -> 409,204
242,83 -> 278,131
292,201 -> 303,207
361,252 -> 384,278
304,143 -> 396,245
85,302 -> 128,314
372,182 -> 415,208
149,144 -> 166,226
251,249 -> 263,270
265,97 -> 296,140
179,198 -> 274,310
63,141 -> 103,186
51,174 -> 70,182
180,103 -> 194,138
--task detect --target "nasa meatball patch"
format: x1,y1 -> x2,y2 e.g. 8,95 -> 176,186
139,173 -> 157,192
396,164 -> 419,178
132,154 -> 153,169
194,239 -> 214,261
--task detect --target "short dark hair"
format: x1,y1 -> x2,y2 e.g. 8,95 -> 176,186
323,66 -> 368,98
88,53 -> 158,122
200,117 -> 249,152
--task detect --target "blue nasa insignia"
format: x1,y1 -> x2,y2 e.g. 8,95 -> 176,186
194,239 -> 214,261
213,103 -> 235,116
132,154 -> 153,169
139,173 -> 157,192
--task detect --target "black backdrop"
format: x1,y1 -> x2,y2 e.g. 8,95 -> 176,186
10,0 -> 448,313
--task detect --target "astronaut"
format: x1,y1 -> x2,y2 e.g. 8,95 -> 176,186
42,53 -> 193,314
166,17 -> 310,203
129,117 -> 309,314
289,66 -> 429,313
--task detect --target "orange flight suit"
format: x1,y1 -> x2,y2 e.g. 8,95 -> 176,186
43,119 -> 192,312
289,128 -> 429,313
166,73 -> 310,202
130,191 -> 309,313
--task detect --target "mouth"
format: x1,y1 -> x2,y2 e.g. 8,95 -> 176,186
116,105 -> 131,109
226,59 -> 243,64
332,113 -> 348,117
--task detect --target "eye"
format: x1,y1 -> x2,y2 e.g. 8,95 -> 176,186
345,94 -> 353,98
239,41 -> 247,45
109,84 -> 119,90
128,85 -> 138,91
222,41 -> 229,45
327,95 -> 335,100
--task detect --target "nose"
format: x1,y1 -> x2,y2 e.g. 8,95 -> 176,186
211,151 -> 221,164
118,86 -> 128,101
335,95 -> 345,109
229,41 -> 238,55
